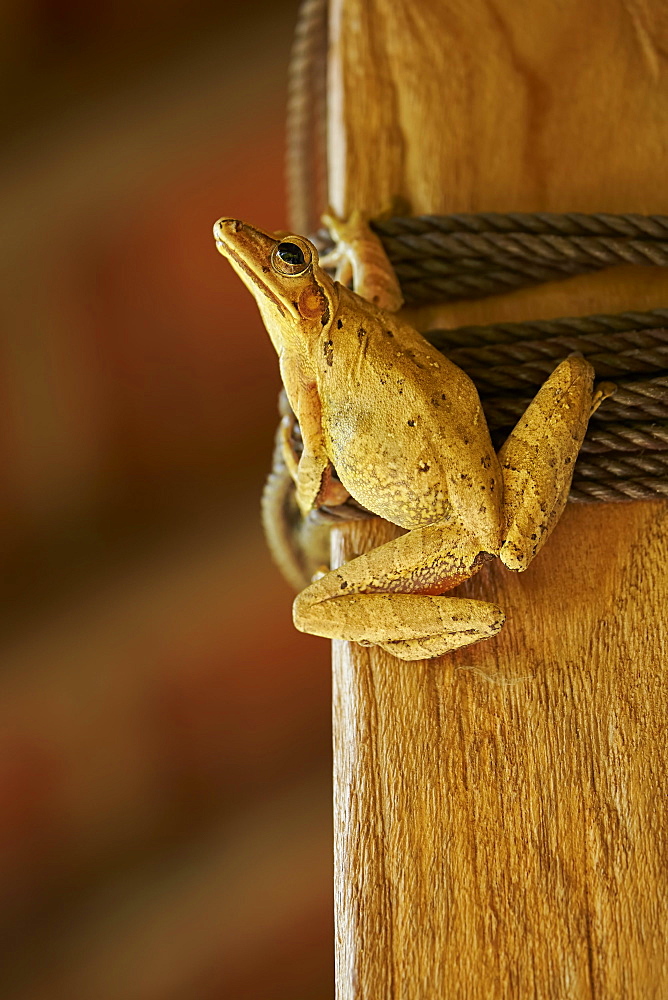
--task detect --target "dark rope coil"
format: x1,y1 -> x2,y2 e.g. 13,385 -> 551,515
313,213 -> 668,304
367,213 -> 668,305
286,0 -> 329,235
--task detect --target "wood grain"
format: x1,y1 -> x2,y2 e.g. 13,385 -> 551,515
328,1 -> 668,997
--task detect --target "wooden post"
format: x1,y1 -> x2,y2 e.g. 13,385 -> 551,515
328,1 -> 668,997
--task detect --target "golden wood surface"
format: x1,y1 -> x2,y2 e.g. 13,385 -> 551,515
328,1 -> 668,997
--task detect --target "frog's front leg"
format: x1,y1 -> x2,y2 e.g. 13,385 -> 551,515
293,517 -> 505,661
282,371 -> 350,515
320,209 -> 404,313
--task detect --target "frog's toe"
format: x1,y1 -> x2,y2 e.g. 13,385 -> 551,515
319,247 -> 343,269
376,615 -> 505,660
322,208 -> 371,244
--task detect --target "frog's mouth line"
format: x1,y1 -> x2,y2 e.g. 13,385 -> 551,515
216,240 -> 290,319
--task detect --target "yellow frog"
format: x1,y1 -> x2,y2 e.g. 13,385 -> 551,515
213,212 -> 611,661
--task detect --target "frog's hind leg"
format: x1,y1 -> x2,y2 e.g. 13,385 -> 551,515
292,518 -> 505,661
498,354 -> 614,572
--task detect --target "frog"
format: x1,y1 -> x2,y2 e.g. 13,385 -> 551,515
213,211 -> 613,661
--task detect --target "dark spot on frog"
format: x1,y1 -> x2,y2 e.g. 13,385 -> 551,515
460,472 -> 471,481
337,319 -> 343,329
430,397 -> 440,408
340,581 -> 348,589
565,456 -> 571,464
463,437 -> 469,445
321,303 -> 330,326
357,326 -> 366,341
419,462 -> 430,472
475,551 -> 494,566
407,420 -> 415,426
531,533 -> 537,540
324,340 -> 334,366
406,350 -> 427,370
441,393 -> 446,400
262,265 -> 270,273
385,329 -> 394,337
481,455 -> 491,469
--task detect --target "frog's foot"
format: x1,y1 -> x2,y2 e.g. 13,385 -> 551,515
320,208 -> 404,312
318,239 -> 353,287
377,623 -> 504,660
498,354 -> 605,572
292,519 -> 503,661
294,590 -> 504,660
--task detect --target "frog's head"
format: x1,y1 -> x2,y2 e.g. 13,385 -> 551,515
213,218 -> 338,355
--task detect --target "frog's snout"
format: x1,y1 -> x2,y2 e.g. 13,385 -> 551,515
213,218 -> 243,246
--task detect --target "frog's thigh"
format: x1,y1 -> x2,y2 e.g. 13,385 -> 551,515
292,519 -> 504,658
498,355 -> 595,572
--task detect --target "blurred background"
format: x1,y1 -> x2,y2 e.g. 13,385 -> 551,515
0,1 -> 334,997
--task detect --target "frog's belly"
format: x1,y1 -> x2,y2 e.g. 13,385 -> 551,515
331,441 -> 452,529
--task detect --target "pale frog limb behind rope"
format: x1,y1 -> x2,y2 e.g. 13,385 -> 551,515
261,415 -> 332,591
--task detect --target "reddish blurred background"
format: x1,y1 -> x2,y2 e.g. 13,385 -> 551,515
0,2 -> 333,997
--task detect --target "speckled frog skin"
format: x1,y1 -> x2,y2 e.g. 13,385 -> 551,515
318,284 -> 499,536
213,211 -> 609,661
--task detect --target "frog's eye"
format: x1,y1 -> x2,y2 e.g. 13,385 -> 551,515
272,238 -> 312,276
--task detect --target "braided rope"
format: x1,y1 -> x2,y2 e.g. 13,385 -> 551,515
450,353 -> 668,393
424,308 -> 668,348
286,0 -> 329,234
301,211 -> 668,502
375,212 -> 668,239
482,377 -> 668,426
417,312 -> 668,434
579,422 -> 668,454
353,213 -> 668,304
571,452 -> 668,478
568,478 -> 668,502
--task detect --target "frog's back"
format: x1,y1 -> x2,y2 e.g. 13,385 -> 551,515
316,289 -> 502,542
